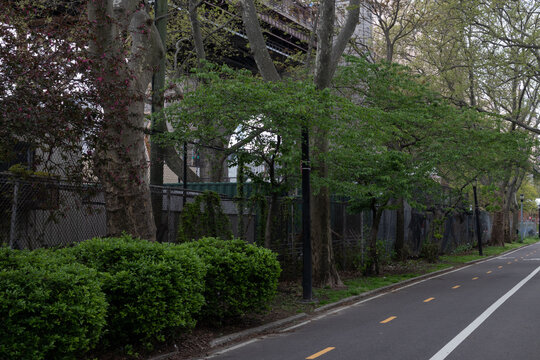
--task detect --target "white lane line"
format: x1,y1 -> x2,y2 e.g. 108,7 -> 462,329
281,320 -> 312,332
429,265 -> 540,360
203,339 -> 259,358
285,245 -> 539,334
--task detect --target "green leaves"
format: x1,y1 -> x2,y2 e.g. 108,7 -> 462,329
180,237 -> 281,320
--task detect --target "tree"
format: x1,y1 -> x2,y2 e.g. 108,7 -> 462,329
236,0 -> 362,288
87,0 -> 164,240
149,0 -> 244,187
0,2 -> 101,180
362,0 -> 434,62
408,0 -> 540,245
160,64 -> 329,247
330,56 -> 531,272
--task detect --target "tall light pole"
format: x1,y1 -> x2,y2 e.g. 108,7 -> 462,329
520,193 -> 524,243
301,127 -> 312,301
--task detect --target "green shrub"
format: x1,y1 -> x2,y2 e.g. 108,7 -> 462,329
451,243 -> 473,254
0,247 -> 107,360
177,191 -> 233,242
62,236 -> 206,349
181,237 -> 281,320
420,240 -> 440,263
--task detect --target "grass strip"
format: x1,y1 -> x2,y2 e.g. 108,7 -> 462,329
315,238 -> 538,306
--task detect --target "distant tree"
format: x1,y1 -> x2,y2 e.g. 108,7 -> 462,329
330,56 -> 531,273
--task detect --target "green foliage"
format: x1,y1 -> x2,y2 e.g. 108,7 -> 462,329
451,243 -> 473,254
0,248 -> 107,360
177,191 -> 233,242
62,236 -> 206,349
180,237 -> 281,320
517,177 -> 539,214
420,240 -> 440,263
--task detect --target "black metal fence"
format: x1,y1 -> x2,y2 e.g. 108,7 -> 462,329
1,173 -> 493,277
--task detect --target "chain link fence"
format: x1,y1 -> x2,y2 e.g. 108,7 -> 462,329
0,174 -> 106,249
1,173 -> 493,278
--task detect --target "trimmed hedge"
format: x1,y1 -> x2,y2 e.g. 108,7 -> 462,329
180,237 -> 281,320
62,236 -> 206,348
0,248 -> 107,360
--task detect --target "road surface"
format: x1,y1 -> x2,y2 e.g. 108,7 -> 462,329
204,242 -> 540,360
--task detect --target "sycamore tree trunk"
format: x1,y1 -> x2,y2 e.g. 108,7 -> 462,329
88,0 -> 164,241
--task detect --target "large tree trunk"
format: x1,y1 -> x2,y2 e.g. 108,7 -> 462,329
88,0 -> 164,241
491,210 -> 505,246
199,141 -> 229,182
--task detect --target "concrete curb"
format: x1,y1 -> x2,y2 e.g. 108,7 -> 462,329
209,313 -> 308,348
313,266 -> 456,314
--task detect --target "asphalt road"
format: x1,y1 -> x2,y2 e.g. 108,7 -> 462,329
204,242 -> 540,360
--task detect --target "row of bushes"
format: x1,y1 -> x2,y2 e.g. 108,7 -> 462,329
0,236 -> 281,359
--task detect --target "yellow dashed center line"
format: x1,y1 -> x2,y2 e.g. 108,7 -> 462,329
472,277 -> 479,280
380,316 -> 397,324
452,285 -> 461,289
423,297 -> 435,303
498,266 -> 503,269
306,347 -> 335,359
487,271 -> 492,274
508,262 -> 512,264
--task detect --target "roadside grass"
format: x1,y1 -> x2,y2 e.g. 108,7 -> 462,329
273,237 -> 539,311
440,237 -> 538,265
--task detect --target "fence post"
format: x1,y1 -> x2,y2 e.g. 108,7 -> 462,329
9,180 -> 19,249
167,188 -> 172,243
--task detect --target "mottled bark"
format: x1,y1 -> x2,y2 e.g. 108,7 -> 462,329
189,0 -> 206,64
88,0 -> 164,241
238,0 -> 281,82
